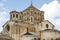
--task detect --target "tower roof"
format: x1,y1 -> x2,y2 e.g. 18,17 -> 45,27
23,3 -> 40,12
10,10 -> 19,14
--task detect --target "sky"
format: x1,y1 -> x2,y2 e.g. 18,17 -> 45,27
0,0 -> 60,32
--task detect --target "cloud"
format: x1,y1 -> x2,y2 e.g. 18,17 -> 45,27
0,11 -> 9,22
1,0 -> 7,2
0,0 -> 8,32
0,11 -> 9,32
0,3 -> 4,7
0,0 -> 7,7
40,0 -> 60,30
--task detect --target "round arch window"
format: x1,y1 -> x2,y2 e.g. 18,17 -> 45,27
51,38 -> 53,40
6,25 -> 10,32
43,39 -> 45,40
30,16 -> 34,22
46,24 -> 49,28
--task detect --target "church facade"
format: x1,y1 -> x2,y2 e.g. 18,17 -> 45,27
0,4 -> 60,40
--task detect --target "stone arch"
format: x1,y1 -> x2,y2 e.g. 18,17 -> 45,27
5,24 -> 10,32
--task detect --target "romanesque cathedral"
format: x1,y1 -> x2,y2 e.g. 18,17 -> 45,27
0,4 -> 60,40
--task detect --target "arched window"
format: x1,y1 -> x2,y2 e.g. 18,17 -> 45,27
16,14 -> 18,18
43,39 -> 45,40
31,17 -> 33,22
51,38 -> 53,40
10,15 -> 12,19
34,28 -> 36,32
46,24 -> 49,28
13,14 -> 15,17
35,12 -> 36,14
6,25 -> 10,32
30,16 -> 34,22
34,38 -> 36,40
38,38 -> 40,40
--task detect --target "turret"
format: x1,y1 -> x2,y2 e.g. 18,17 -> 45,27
10,10 -> 19,21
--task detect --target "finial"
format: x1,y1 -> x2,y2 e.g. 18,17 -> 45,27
31,1 -> 32,6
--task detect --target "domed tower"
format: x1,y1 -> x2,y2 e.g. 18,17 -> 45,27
10,10 -> 23,22
10,10 -> 19,21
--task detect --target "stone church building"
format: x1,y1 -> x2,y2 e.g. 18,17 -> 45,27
0,4 -> 60,40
